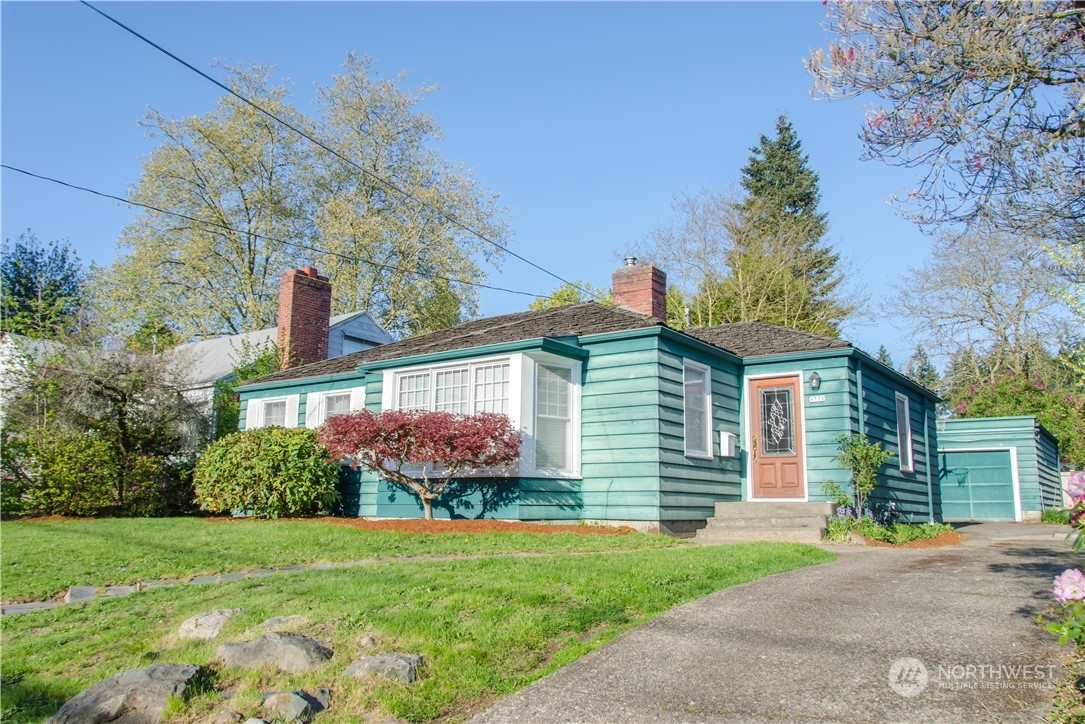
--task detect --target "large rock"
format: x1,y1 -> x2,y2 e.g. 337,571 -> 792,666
178,609 -> 242,640
47,663 -> 201,723
344,654 -> 422,684
261,690 -> 327,723
217,633 -> 332,673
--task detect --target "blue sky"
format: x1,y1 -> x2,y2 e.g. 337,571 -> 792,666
2,1 -> 932,363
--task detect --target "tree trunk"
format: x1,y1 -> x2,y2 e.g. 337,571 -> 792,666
422,497 -> 433,520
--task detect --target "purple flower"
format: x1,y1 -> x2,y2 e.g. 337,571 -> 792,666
1065,472 -> 1085,504
1053,569 -> 1085,605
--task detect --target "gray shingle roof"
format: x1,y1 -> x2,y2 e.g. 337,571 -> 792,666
685,321 -> 852,358
248,302 -> 666,384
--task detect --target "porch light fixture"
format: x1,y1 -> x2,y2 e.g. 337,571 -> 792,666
808,371 -> 821,391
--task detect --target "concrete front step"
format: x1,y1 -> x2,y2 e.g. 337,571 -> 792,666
694,527 -> 826,545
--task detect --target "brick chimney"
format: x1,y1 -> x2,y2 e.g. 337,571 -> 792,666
277,266 -> 332,370
612,257 -> 667,319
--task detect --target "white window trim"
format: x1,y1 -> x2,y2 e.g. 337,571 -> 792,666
895,392 -> 915,473
244,394 -> 299,430
304,386 -> 365,428
379,352 -> 582,479
683,359 -> 714,460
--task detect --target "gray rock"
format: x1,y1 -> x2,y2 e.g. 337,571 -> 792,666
261,691 -> 320,723
178,609 -> 242,640
244,719 -> 268,724
212,712 -> 242,724
252,615 -> 305,632
358,635 -> 378,649
344,653 -> 423,684
217,633 -> 332,673
46,663 -> 201,723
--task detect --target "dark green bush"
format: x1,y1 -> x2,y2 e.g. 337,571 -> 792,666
1042,508 -> 1071,524
193,427 -> 340,518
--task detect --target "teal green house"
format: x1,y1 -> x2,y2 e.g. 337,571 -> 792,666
238,262 -> 941,535
937,416 -> 1062,522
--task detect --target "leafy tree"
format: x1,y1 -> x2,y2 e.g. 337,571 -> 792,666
808,1 -> 1085,248
100,57 -> 508,342
124,316 -> 182,354
954,372 -> 1085,468
194,427 -> 340,518
319,409 -> 521,520
1,231 -> 86,339
528,281 -> 611,311
874,345 -> 894,370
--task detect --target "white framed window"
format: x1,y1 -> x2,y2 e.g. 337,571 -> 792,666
895,392 -> 914,473
245,395 -> 299,429
381,353 -> 581,478
683,360 -> 713,459
535,364 -> 573,472
304,387 -> 366,428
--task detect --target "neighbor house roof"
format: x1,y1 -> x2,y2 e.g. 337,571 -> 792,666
173,311 -> 389,389
684,321 -> 852,358
249,302 -> 667,384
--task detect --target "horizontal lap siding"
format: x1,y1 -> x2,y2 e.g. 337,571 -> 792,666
1036,427 -> 1062,510
656,340 -> 741,521
579,336 -> 663,521
940,417 -> 1059,513
743,357 -> 854,504
859,365 -> 934,520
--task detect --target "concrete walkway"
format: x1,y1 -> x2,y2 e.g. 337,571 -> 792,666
473,523 -> 1077,723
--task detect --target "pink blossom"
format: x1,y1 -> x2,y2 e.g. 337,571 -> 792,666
1066,472 -> 1085,504
1053,569 -> 1085,605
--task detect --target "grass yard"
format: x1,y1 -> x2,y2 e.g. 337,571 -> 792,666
0,519 -> 835,722
0,517 -> 680,602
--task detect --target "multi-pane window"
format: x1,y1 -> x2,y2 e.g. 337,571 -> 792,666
396,362 -> 510,414
474,364 -> 510,414
536,365 -> 571,471
683,361 -> 712,458
435,369 -> 469,414
262,399 -> 287,428
895,393 -> 914,473
397,372 -> 430,411
324,392 -> 352,420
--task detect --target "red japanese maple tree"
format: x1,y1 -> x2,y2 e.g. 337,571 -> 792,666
318,409 -> 522,519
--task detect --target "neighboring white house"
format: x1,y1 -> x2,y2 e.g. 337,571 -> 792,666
172,309 -> 394,424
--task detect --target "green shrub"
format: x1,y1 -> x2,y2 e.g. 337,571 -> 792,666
833,433 -> 894,511
889,521 -> 955,543
193,427 -> 340,518
23,429 -> 118,516
1042,508 -> 1071,524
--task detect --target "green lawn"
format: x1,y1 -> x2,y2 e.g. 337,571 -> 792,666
1,540 -> 834,723
0,517 -> 681,602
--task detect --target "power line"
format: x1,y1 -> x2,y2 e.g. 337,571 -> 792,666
78,0 -> 603,302
1,163 -> 556,301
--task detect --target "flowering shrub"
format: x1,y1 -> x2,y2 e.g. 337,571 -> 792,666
1041,471 -> 1085,645
319,410 -> 521,520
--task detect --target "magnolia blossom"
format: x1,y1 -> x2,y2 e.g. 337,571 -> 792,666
1053,569 -> 1085,605
1066,472 -> 1085,504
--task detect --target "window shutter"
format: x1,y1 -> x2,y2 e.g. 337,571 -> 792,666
245,399 -> 262,430
349,386 -> 366,412
284,395 -> 300,428
304,393 -> 321,429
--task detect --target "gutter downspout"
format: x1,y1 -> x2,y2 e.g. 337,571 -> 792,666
924,403 -> 935,522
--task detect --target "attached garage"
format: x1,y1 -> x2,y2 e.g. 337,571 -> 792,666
937,417 -> 1061,522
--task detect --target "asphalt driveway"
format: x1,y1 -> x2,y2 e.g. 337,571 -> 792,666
473,523 -> 1076,723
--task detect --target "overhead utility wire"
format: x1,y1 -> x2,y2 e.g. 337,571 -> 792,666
79,0 -> 601,302
1,163 -> 555,301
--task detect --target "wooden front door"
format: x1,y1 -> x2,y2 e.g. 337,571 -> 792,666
749,376 -> 805,499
